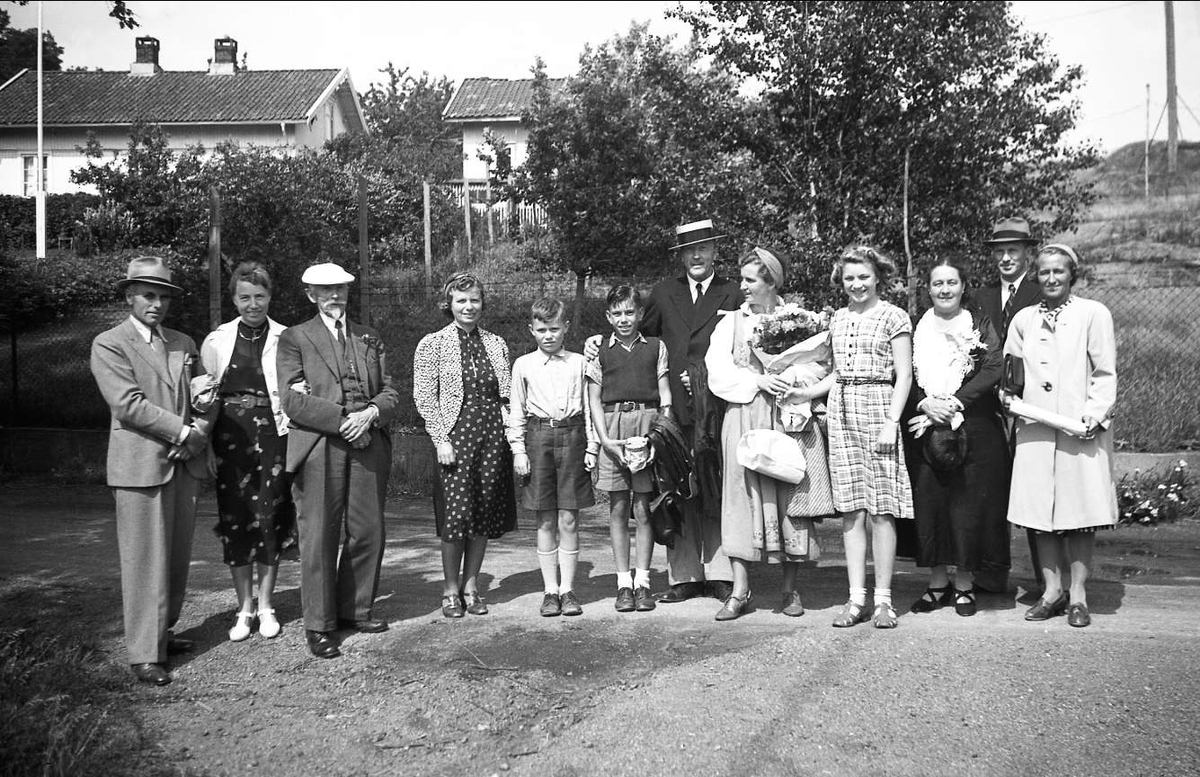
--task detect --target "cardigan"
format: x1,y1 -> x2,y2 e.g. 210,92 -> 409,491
413,323 -> 511,446
200,317 -> 289,436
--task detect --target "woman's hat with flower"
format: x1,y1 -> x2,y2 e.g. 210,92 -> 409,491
669,219 -> 727,251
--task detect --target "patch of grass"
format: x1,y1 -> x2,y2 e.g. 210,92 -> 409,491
0,618 -> 180,777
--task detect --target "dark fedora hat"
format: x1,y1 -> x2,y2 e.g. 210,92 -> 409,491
116,255 -> 182,293
984,217 -> 1039,246
669,219 -> 727,251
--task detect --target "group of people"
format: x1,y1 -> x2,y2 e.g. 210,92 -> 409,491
90,213 -> 1118,687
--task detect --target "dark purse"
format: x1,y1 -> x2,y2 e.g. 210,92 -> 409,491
1001,355 -> 1024,397
649,490 -> 684,548
922,424 -> 969,471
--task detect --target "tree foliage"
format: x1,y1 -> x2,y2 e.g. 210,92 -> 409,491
0,8 -> 62,82
520,23 -> 769,306
673,1 -> 1101,307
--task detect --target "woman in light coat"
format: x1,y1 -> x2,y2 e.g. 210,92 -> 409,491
199,261 -> 295,641
1002,244 -> 1117,628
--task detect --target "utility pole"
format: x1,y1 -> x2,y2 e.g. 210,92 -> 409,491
1165,0 -> 1178,175
1145,84 -> 1151,199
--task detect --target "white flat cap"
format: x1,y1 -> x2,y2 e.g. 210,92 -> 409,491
301,263 -> 356,285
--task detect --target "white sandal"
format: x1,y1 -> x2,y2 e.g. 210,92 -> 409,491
257,608 -> 281,639
229,611 -> 254,642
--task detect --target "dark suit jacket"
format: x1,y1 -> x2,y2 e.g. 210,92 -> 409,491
90,318 -> 214,487
276,315 -> 400,473
642,274 -> 740,426
976,275 -> 1040,344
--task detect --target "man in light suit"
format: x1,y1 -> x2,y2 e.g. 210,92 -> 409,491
974,217 -> 1045,596
277,263 -> 399,659
90,256 -> 215,686
644,219 -> 741,604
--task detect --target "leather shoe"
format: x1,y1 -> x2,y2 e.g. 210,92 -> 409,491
1067,602 -> 1092,628
705,580 -> 734,603
131,662 -> 171,686
338,618 -> 389,633
1024,592 -> 1069,621
539,592 -> 561,617
166,637 -> 195,655
305,630 -> 341,659
634,586 -> 656,612
560,591 -> 583,616
656,581 -> 705,603
714,591 -> 753,621
614,587 -> 636,612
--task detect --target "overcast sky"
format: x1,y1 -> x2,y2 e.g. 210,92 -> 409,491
8,0 -> 1199,154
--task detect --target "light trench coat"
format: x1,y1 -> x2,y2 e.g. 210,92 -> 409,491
199,317 -> 289,436
1004,297 -> 1118,531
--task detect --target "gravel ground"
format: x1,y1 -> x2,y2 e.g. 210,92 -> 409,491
1,481 -> 1198,777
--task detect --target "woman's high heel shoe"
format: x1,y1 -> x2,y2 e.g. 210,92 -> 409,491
229,611 -> 254,642
257,608 -> 281,638
715,591 -> 753,621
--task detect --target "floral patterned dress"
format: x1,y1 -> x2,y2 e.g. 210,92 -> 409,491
213,321 -> 295,566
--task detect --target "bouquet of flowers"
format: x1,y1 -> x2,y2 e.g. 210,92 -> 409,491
747,302 -> 832,355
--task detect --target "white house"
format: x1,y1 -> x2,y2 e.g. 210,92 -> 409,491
441,77 -> 565,182
0,36 -> 367,197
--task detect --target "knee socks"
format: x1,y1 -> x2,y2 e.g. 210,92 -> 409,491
537,548 -> 558,594
558,547 -> 579,595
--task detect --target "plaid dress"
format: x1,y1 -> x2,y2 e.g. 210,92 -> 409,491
827,302 -> 914,519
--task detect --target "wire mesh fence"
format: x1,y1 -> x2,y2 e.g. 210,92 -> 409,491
3,273 -> 1198,452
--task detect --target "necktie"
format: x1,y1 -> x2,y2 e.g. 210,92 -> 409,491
1003,282 -> 1016,322
694,282 -> 704,305
335,319 -> 347,354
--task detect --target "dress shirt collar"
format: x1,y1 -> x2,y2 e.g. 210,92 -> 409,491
536,347 -> 569,364
317,311 -> 346,340
1001,272 -> 1027,299
606,332 -> 648,348
691,272 -> 715,301
128,315 -> 164,344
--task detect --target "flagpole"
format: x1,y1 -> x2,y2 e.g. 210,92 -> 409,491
35,0 -> 46,259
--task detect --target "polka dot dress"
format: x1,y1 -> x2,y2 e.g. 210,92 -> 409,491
212,321 -> 297,565
433,327 -> 517,540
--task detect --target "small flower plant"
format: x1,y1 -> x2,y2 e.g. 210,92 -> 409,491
1117,459 -> 1196,525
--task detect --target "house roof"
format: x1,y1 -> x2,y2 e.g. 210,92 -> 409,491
442,77 -> 567,122
0,68 -> 365,131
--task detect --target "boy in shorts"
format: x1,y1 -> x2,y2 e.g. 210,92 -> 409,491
586,285 -> 672,612
508,298 -> 599,617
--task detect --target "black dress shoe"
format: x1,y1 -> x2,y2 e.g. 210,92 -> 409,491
1067,602 -> 1092,628
338,618 -> 389,633
634,586 -> 656,612
655,582 -> 705,604
131,662 -> 171,686
614,587 -> 636,612
1024,592 -> 1069,621
540,592 -> 562,617
166,637 -> 195,655
305,630 -> 341,659
953,588 -> 977,617
705,580 -> 734,603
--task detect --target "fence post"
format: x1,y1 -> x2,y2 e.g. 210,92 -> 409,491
463,181 -> 472,256
423,180 -> 433,294
208,187 -> 221,331
8,329 -> 17,421
358,175 -> 370,326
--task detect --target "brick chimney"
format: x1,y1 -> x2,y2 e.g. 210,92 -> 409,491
130,36 -> 162,76
209,37 -> 238,75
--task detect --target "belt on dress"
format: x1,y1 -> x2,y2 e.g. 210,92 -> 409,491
836,377 -> 892,386
603,401 -> 659,412
527,414 -> 584,428
220,394 -> 272,408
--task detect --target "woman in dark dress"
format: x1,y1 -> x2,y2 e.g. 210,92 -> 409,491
199,261 -> 295,641
413,273 -> 517,618
905,258 -> 1010,617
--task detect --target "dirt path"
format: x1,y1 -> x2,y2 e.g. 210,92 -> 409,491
2,482 -> 1198,776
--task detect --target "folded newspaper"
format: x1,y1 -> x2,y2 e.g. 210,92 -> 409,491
1008,398 -> 1089,437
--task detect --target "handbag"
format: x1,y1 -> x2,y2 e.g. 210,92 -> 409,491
736,428 -> 806,484
649,489 -> 685,548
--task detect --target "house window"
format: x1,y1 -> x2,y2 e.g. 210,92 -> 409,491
22,154 -> 48,197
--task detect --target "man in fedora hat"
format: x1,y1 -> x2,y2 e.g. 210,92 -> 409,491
975,217 -> 1045,596
586,218 -> 741,603
90,255 -> 216,686
277,262 -> 399,659
977,217 -> 1042,342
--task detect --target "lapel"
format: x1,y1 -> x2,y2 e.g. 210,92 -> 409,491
122,319 -> 172,387
345,320 -> 372,393
300,315 -> 342,380
666,276 -> 696,328
692,276 -> 729,333
165,333 -> 185,389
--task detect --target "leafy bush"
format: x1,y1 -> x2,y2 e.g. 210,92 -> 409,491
0,193 -> 103,252
1117,460 -> 1196,525
73,201 -> 137,256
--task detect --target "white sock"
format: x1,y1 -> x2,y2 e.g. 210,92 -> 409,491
874,588 -> 892,607
558,548 -> 579,594
633,568 -> 651,589
615,570 -> 633,590
537,548 -> 558,594
849,587 -> 868,607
